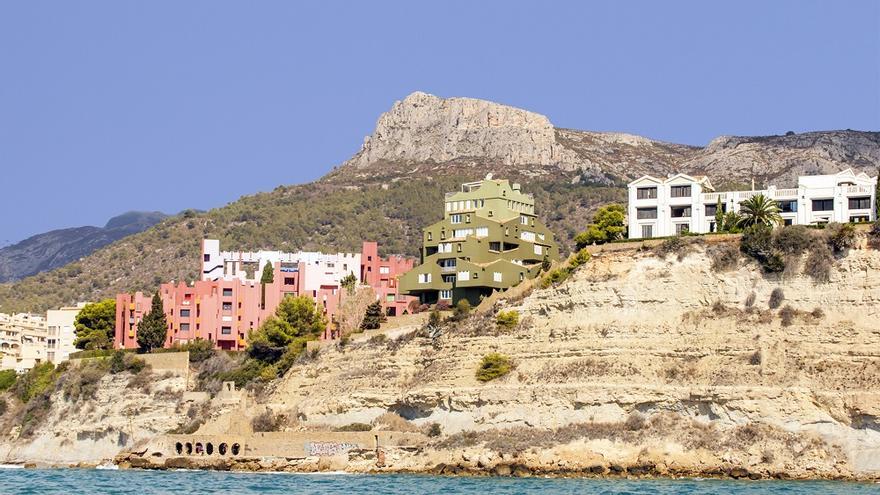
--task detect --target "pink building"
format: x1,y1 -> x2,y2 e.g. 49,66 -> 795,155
115,241 -> 415,350
361,241 -> 416,317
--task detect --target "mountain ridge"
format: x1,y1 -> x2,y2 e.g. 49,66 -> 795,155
0,211 -> 167,284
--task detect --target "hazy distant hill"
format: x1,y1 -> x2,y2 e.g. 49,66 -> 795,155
0,211 -> 167,283
0,92 -> 876,313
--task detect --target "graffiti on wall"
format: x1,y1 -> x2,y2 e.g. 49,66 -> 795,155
305,441 -> 360,457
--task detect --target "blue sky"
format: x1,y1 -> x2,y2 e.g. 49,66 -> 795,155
1,1 -> 878,244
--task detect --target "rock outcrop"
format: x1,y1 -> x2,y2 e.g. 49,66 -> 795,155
331,91 -> 879,186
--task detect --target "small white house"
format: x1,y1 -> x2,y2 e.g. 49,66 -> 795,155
627,169 -> 877,239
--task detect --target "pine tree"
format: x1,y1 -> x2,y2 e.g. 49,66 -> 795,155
137,291 -> 168,352
260,261 -> 274,309
360,301 -> 385,330
875,166 -> 879,221
714,197 -> 724,233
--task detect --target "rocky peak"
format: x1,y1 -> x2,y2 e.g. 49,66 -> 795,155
344,91 -> 576,169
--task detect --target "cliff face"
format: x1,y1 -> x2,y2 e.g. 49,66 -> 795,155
261,244 -> 880,477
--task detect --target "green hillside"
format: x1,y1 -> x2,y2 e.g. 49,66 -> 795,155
0,173 -> 622,313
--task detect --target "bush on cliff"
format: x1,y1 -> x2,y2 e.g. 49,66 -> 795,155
540,249 -> 591,288
0,398 -> 6,416
476,353 -> 513,382
495,310 -> 520,329
11,362 -> 57,403
0,369 -> 16,391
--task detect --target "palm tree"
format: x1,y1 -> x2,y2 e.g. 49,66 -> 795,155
739,194 -> 782,228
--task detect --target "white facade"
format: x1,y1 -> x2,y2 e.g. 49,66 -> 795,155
200,239 -> 360,292
0,313 -> 48,372
45,302 -> 86,364
627,169 -> 877,239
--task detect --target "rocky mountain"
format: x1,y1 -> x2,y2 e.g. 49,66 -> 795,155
328,91 -> 880,187
0,92 -> 876,313
0,211 -> 167,283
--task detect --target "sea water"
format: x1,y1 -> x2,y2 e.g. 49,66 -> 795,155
0,469 -> 877,495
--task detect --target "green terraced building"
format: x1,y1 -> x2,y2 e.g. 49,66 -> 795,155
400,177 -> 561,306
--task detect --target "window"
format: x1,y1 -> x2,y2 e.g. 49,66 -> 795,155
453,228 -> 473,238
670,185 -> 691,198
284,277 -> 295,285
457,244 -> 462,252
439,290 -> 452,300
475,227 -> 488,237
386,294 -> 395,302
784,218 -> 794,226
379,266 -> 390,274
675,223 -> 690,235
777,200 -> 797,213
493,272 -> 502,282
705,203 -> 727,216
636,207 -> 657,219
812,199 -> 834,212
636,187 -> 657,199
671,206 -> 691,218
850,215 -> 870,223
534,245 -> 543,255
489,241 -> 501,251
222,302 -> 233,311
179,309 -> 191,317
180,323 -> 190,332
457,271 -> 470,281
520,231 -> 536,242
520,215 -> 528,225
439,243 -> 452,253
222,288 -> 233,297
427,232 -> 432,241
203,254 -> 210,262
418,273 -> 432,284
221,326 -> 232,335
641,225 -> 653,238
849,197 -> 871,210
465,215 -> 471,223
450,214 -> 462,224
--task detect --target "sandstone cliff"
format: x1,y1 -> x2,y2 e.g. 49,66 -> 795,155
251,242 -> 880,478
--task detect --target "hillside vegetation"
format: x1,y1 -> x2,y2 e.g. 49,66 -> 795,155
0,174 -> 621,313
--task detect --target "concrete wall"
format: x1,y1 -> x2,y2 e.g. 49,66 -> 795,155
155,431 -> 426,459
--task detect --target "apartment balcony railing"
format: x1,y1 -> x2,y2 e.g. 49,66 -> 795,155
847,185 -> 873,195
439,265 -> 457,273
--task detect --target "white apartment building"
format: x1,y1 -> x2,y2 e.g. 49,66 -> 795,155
46,302 -> 86,364
0,313 -> 49,372
200,239 -> 360,293
627,169 -> 877,239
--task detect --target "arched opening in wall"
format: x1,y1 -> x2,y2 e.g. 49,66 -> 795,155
175,442 -> 183,455
185,442 -> 193,455
218,443 -> 228,455
195,442 -> 204,455
206,443 -> 214,455
231,443 -> 240,456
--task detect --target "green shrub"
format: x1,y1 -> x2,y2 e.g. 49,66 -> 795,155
495,310 -> 520,329
653,237 -> 686,258
476,353 -> 513,382
451,299 -> 471,322
541,268 -> 568,288
11,362 -> 57,403
772,225 -> 814,255
0,369 -> 17,391
61,364 -> 107,402
740,225 -> 784,273
568,249 -> 592,269
174,338 -> 216,363
334,422 -> 372,432
109,351 -> 147,375
825,223 -> 858,253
